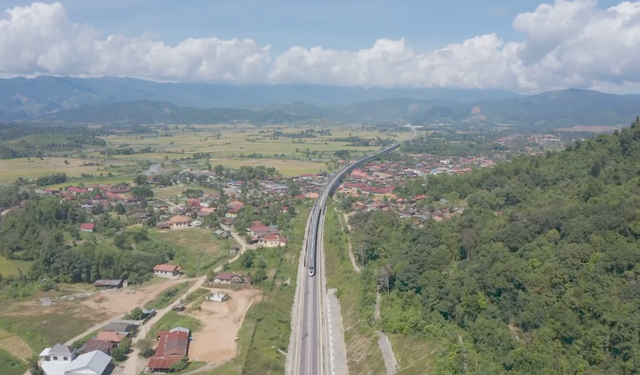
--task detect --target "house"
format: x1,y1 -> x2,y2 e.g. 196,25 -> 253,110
105,192 -> 123,201
93,279 -> 125,289
147,327 -> 190,372
212,272 -> 246,284
131,213 -> 150,225
226,205 -> 242,218
40,346 -> 112,375
79,340 -> 113,355
157,222 -> 171,230
96,331 -> 128,345
206,292 -> 229,302
248,224 -> 278,238
80,223 -> 96,232
153,264 -> 180,278
40,343 -> 76,363
260,234 -> 287,248
166,215 -> 191,229
68,187 -> 88,195
62,350 -> 112,375
101,322 -> 137,333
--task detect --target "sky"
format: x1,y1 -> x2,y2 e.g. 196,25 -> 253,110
0,0 -> 639,93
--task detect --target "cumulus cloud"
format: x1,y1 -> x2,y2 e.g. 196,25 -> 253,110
0,2 -> 270,82
2,1 -> 640,92
271,0 -> 640,92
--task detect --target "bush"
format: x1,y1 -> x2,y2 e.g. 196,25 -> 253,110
137,339 -> 155,358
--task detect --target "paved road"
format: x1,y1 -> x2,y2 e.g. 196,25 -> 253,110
289,127 -> 417,375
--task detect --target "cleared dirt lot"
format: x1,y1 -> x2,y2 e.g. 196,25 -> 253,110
80,278 -> 188,317
188,288 -> 262,364
3,278 -> 183,320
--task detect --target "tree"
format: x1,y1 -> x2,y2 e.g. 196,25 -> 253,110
252,269 -> 267,284
110,345 -> 127,361
115,203 -> 126,215
131,186 -> 154,200
29,357 -> 44,375
126,307 -> 144,320
134,174 -> 148,185
136,339 -> 155,358
170,357 -> 189,372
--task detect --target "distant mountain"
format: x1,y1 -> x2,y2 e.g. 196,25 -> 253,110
405,105 -> 460,124
0,76 -> 518,119
43,101 -> 306,125
256,102 -> 344,121
2,76 -> 639,127
471,89 -> 640,127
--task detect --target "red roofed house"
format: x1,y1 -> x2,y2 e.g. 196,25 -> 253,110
80,223 -> 96,232
105,191 -> 123,201
260,234 -> 287,248
213,273 -> 246,284
68,186 -> 88,195
147,327 -> 190,372
154,264 -> 180,278
166,215 -> 191,229
226,205 -> 242,218
248,224 -> 279,238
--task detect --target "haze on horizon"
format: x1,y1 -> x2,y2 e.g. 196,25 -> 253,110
1,0 -> 640,94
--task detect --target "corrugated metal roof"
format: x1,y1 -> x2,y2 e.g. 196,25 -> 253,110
155,329 -> 189,357
63,350 -> 111,374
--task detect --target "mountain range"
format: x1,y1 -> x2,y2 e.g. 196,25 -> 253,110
1,76 -> 639,127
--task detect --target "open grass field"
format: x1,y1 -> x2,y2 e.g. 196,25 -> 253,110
144,282 -> 190,310
209,158 -> 327,176
324,204 -> 387,374
0,124 -> 399,184
148,228 -> 234,276
149,228 -> 231,256
0,328 -> 34,361
0,347 -> 27,375
237,207 -> 310,375
0,257 -> 32,277
0,157 -> 109,183
99,125 -> 398,168
153,185 -> 217,199
0,313 -> 95,356
147,310 -> 202,339
45,176 -> 134,190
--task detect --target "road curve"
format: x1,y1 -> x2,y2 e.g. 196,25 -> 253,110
290,126 -> 417,375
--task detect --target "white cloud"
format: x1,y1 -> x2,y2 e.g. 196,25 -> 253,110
0,2 -> 270,82
271,0 -> 640,93
2,1 -> 640,92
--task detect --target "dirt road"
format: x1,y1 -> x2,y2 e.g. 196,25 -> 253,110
120,276 -> 207,375
119,226 -> 254,375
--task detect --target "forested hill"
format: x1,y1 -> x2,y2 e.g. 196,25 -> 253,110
350,116 -> 640,374
43,100 -> 309,125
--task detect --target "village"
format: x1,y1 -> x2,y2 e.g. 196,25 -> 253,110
0,148 -> 505,375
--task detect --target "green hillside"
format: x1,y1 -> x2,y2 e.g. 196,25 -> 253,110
43,100 -> 307,125
348,116 -> 640,374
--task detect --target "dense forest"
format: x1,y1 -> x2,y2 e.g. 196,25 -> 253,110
0,123 -> 107,159
0,197 -> 164,285
349,117 -> 640,374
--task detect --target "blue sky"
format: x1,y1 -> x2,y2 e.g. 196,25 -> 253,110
0,0 -> 639,93
0,0 -> 621,53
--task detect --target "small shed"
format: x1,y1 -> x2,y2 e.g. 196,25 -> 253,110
93,279 -> 125,289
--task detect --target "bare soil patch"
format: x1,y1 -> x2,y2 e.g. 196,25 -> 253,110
2,278 -> 182,322
0,330 -> 33,361
188,288 -> 262,364
80,278 -> 186,317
